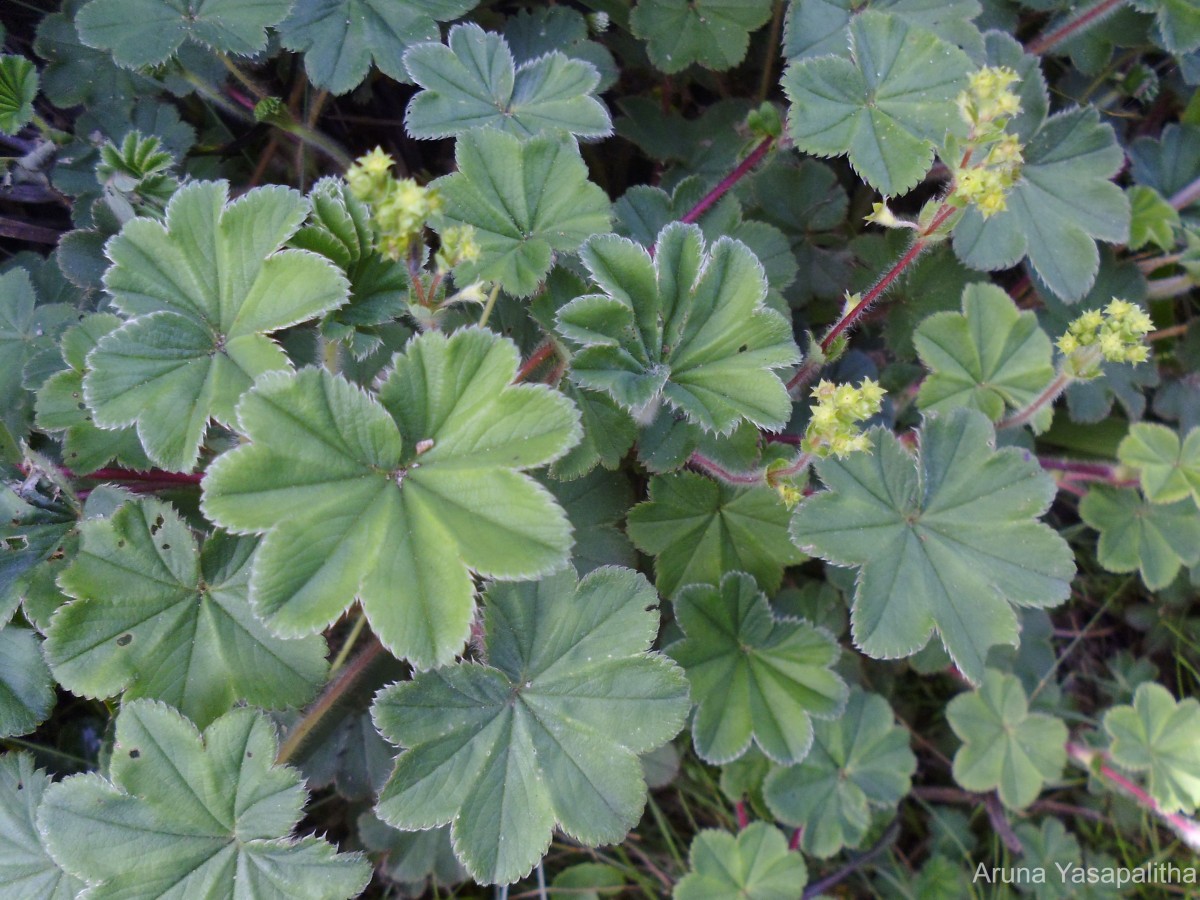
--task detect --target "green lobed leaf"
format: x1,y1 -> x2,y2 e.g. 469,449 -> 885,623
947,668 -> 1067,809
783,0 -> 983,64
674,823 -> 808,900
503,7 -> 618,92
372,566 -> 690,885
951,38 -> 1129,303
0,268 -> 76,437
1103,682 -> 1200,815
627,472 -> 805,598
763,689 -> 916,857
0,753 -> 85,900
557,223 -> 801,433
202,327 -> 581,668
83,181 -> 350,471
433,130 -> 612,297
546,468 -> 637,575
75,0 -> 294,68
1126,185 -> 1181,252
0,627 -> 55,739
1117,423 -> 1200,506
1128,0 -> 1200,54
791,408 -> 1075,684
629,0 -> 774,74
914,283 -> 1056,429
404,23 -> 612,140
782,11 -> 972,197
1129,123 -> 1200,216
669,573 -> 847,765
38,700 -> 371,899
280,0 -> 478,95
46,498 -> 328,728
1078,486 -> 1200,590
0,55 -> 38,136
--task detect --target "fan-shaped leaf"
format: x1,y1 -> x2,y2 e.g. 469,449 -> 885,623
674,823 -> 807,900
372,567 -> 690,885
630,0 -> 774,74
0,754 -> 85,900
202,327 -> 581,668
1079,485 -> 1200,590
1117,423 -> 1200,506
1104,683 -> 1200,815
0,55 -> 38,135
0,628 -> 54,739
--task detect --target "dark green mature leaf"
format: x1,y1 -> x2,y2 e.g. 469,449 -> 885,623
84,181 -> 349,471
280,0 -> 478,95
546,469 -> 637,575
629,0 -> 774,74
373,567 -> 690,885
202,328 -> 581,668
0,56 -> 38,135
1129,124 -> 1200,215
0,754 -> 85,899
0,628 -> 55,739
1079,486 -> 1200,589
782,11 -> 972,196
947,669 -> 1067,809
764,689 -> 916,857
503,7 -> 618,92
674,823 -> 807,900
46,498 -> 327,728
791,409 -> 1075,684
39,701 -> 371,898
783,0 -> 983,64
1117,424 -> 1200,506
952,37 -> 1128,302
1129,0 -> 1200,54
627,472 -> 805,598
0,269 -> 76,437
1104,682 -> 1200,814
434,130 -> 612,297
914,284 -> 1055,429
75,0 -> 293,68
669,573 -> 847,764
558,223 -> 801,433
404,23 -> 612,139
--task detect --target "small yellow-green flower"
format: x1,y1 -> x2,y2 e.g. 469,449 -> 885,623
346,147 -> 395,202
435,225 -> 481,272
802,378 -> 886,459
960,66 -> 1022,127
1056,298 -> 1154,370
345,151 -> 443,261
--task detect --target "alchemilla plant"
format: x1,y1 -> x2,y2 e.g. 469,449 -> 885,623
1,0 -> 1199,896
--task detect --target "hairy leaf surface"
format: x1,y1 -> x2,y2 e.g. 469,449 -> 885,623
674,823 -> 807,900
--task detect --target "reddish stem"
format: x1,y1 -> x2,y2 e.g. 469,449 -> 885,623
1026,0 -> 1127,55
687,451 -> 764,486
735,800 -> 749,830
86,467 -> 204,485
788,828 -> 802,851
514,342 -> 556,383
679,136 -> 775,226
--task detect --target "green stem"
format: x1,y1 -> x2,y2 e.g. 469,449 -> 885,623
996,368 -> 1076,431
1146,274 -> 1195,300
328,610 -> 367,676
478,282 -> 502,328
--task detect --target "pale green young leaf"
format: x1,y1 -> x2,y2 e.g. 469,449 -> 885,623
783,0 -> 983,64
669,572 -> 847,765
952,37 -> 1128,302
0,754 -> 85,900
1127,185 -> 1181,252
782,11 -> 972,197
404,23 -> 612,139
35,313 -> 152,475
0,56 -> 38,135
75,0 -> 293,68
764,689 -> 916,857
914,284 -> 1056,429
947,669 -> 1067,809
674,823 -> 807,900
38,700 -> 371,899
0,628 -> 54,739
1129,0 -> 1200,54
372,567 -> 690,885
790,409 -> 1075,684
280,0 -> 478,95
46,498 -> 328,728
1104,683 -> 1200,814
627,472 -> 805,598
84,181 -> 349,471
433,130 -> 612,297
1079,486 -> 1200,589
202,328 -> 580,668
629,0 -> 774,74
1117,423 -> 1200,506
557,224 -> 801,433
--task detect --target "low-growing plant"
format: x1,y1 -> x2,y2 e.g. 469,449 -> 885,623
1,0 -> 1199,897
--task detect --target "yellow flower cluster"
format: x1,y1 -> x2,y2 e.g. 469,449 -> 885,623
434,225 -> 481,273
960,67 -> 1021,126
803,378 -> 886,459
345,148 -> 441,261
948,68 -> 1026,219
1057,299 -> 1153,365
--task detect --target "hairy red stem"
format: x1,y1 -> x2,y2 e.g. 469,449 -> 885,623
1026,0 -> 1127,55
680,136 -> 775,225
